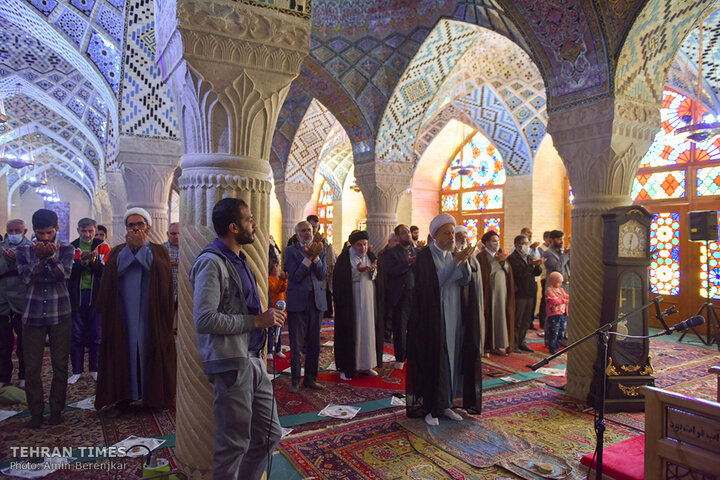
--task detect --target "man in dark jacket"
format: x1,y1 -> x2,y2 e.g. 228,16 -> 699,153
508,235 -> 544,352
382,225 -> 416,369
68,218 -> 109,384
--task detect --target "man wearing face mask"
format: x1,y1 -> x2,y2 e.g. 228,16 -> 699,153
333,230 -> 383,380
508,235 -> 544,353
0,220 -> 30,390
477,230 -> 515,356
406,214 -> 480,426
284,221 -> 327,393
16,210 -> 75,428
454,225 -> 485,354
95,207 -> 176,416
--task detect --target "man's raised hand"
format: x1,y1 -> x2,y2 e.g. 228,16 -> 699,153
453,245 -> 475,266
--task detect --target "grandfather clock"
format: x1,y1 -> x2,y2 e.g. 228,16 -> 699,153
589,205 -> 655,412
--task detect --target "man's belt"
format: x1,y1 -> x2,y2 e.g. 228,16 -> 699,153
248,350 -> 265,358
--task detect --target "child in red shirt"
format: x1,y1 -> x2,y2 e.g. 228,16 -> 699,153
267,258 -> 287,359
545,271 -> 569,354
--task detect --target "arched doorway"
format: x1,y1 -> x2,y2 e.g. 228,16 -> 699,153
632,88 -> 720,324
439,131 -> 505,246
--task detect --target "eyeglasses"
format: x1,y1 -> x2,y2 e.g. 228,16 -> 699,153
126,221 -> 147,230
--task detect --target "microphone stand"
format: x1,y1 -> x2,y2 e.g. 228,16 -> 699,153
529,297 -> 660,480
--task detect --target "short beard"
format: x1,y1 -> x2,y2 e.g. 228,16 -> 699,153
236,231 -> 254,245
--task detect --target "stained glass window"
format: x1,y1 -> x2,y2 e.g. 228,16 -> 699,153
461,189 -> 503,211
696,167 -> 720,196
649,213 -> 681,296
440,131 -> 505,244
441,194 -> 458,212
317,181 -> 333,245
464,219 -> 478,245
484,218 -> 502,239
568,185 -> 574,205
699,212 -> 720,300
632,170 -> 686,200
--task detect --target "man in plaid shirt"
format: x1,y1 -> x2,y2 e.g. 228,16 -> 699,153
16,209 -> 75,429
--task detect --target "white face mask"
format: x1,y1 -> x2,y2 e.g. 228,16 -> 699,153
521,245 -> 531,255
7,234 -> 22,245
487,241 -> 499,253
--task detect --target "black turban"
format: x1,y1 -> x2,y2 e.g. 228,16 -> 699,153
480,230 -> 499,244
348,230 -> 369,244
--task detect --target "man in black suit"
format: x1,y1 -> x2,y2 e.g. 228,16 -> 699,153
381,224 -> 416,369
508,234 -> 544,352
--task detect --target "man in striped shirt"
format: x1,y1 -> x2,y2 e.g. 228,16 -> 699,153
16,209 -> 75,429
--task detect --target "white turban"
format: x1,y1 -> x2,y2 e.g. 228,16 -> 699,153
124,207 -> 152,227
429,213 -> 456,238
454,225 -> 467,235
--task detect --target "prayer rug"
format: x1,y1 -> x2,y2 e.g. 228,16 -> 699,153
649,338 -> 718,371
483,352 -> 567,388
654,353 -> 720,402
479,382 -> 642,469
278,411 -> 517,479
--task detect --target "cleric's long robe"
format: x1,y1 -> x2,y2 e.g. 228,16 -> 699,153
333,249 -> 383,377
407,245 -> 483,418
95,242 -> 176,409
478,250 -> 515,353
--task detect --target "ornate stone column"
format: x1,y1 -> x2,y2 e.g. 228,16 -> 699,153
117,136 -> 181,244
105,170 -> 127,245
547,97 -> 659,401
275,182 -> 314,247
355,161 -> 413,250
156,1 -> 310,477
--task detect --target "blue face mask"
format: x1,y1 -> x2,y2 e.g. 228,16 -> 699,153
7,234 -> 22,245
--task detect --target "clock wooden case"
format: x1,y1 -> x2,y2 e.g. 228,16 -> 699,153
589,205 -> 654,412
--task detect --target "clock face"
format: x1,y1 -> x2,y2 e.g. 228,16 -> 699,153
618,220 -> 647,258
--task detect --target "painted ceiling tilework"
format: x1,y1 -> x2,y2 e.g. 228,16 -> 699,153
616,0 -> 712,105
11,157 -> 94,200
665,50 -> 718,111
318,121 -> 348,161
0,0 -> 118,134
678,8 -> 720,104
593,0 -> 646,58
413,86 -> 532,175
0,94 -> 100,175
499,0 -> 609,110
295,58 -> 373,154
316,163 -> 342,198
376,19 -> 481,164
285,99 -> 337,185
271,82 -> 314,181
319,140 -> 354,192
119,0 -> 179,139
8,0 -> 125,99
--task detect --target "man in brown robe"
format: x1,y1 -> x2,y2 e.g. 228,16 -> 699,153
477,230 -> 515,356
95,208 -> 176,415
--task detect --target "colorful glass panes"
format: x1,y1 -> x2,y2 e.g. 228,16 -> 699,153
649,213 -> 681,296
464,219 -> 478,245
568,185 -> 574,205
441,170 -> 462,190
632,170 -> 686,201
484,218 -> 502,239
325,224 -> 333,246
441,194 -> 458,212
318,206 -> 326,218
693,136 -> 720,163
699,212 -> 720,300
445,133 -> 506,189
318,182 -> 333,206
461,189 -> 503,211
326,206 -> 333,219
696,167 -> 720,196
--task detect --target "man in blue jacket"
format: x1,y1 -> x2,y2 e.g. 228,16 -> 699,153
284,220 -> 327,393
190,198 -> 285,480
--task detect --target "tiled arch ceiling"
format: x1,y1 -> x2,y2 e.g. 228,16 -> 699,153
0,93 -> 102,178
0,0 -> 120,126
11,155 -> 94,201
308,0 -> 531,153
284,99 -> 338,185
677,8 -> 720,109
666,48 -> 720,111
271,83 -> 314,184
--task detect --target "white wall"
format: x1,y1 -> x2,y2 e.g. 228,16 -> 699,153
531,134 -> 566,238
11,176 -> 92,238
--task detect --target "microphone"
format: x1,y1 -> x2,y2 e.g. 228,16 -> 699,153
667,316 -> 705,333
274,300 -> 286,346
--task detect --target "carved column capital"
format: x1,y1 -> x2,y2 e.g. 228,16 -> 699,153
355,161 -> 413,249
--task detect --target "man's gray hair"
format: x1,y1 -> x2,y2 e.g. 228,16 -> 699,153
77,217 -> 97,228
168,222 -> 179,230
295,220 -> 311,235
7,219 -> 25,228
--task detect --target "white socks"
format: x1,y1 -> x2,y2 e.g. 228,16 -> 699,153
424,413 -> 439,426
90,371 -> 98,381
363,369 -> 378,377
443,408 -> 463,421
340,372 -> 351,381
425,409 -> 463,426
67,374 -> 81,384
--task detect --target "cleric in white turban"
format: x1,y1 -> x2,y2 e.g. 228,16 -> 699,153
406,213 -> 483,426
